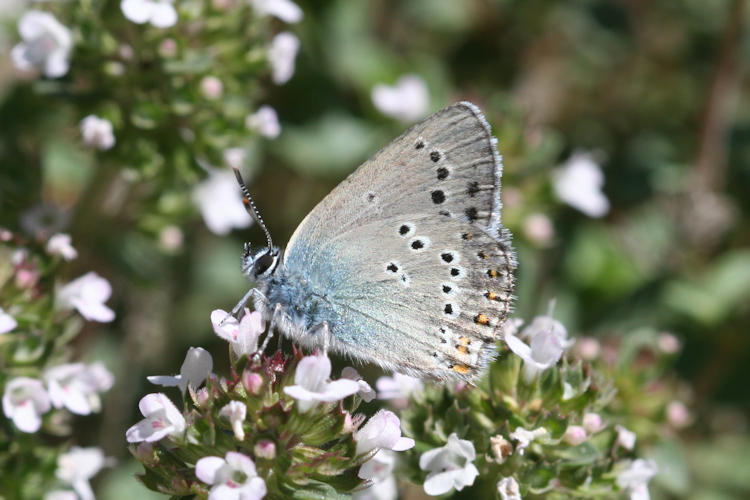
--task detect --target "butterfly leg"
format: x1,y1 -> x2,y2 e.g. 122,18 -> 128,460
253,302 -> 283,362
310,321 -> 331,356
222,288 -> 267,326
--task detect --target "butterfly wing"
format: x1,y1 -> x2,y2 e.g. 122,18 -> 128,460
281,102 -> 515,381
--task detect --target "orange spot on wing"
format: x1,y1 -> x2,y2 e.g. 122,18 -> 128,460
452,364 -> 470,374
475,314 -> 490,325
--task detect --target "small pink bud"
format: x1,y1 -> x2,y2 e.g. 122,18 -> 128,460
583,413 -> 603,433
575,337 -> 601,361
0,228 -> 12,241
15,268 -> 40,289
133,442 -> 156,463
563,425 -> 587,445
242,371 -> 263,395
195,387 -> 210,408
666,401 -> 690,429
658,332 -> 681,354
253,439 -> 276,459
200,76 -> 223,100
159,38 -> 178,58
523,213 -> 554,245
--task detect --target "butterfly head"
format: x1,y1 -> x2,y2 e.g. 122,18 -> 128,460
242,243 -> 280,279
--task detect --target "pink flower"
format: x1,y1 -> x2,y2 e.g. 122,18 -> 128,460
522,213 -> 555,246
419,433 -> 479,496
371,75 -> 429,122
583,412 -> 604,434
283,354 -> 359,412
563,425 -> 587,446
211,309 -> 264,357
57,272 -> 115,322
125,393 -> 186,443
200,76 -> 223,100
196,451 -> 267,500
2,377 -> 51,433
147,347 -> 213,395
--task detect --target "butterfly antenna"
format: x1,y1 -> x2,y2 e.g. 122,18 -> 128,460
233,168 -> 274,253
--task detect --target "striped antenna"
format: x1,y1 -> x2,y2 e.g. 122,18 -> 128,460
233,168 -> 274,252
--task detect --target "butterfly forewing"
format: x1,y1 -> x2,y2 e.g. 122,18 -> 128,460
280,102 -> 515,381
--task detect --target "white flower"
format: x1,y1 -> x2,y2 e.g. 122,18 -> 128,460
505,315 -> 570,382
196,451 -> 267,500
552,151 -> 609,218
419,433 -> 479,496
268,32 -> 299,84
147,347 -> 213,395
11,11 -> 73,78
193,169 -> 253,235
45,362 -> 114,415
353,473 -> 397,500
121,0 -> 177,28
245,105 -> 281,139
219,401 -> 247,441
158,224 -> 184,252
615,425 -> 637,451
375,372 -> 423,408
0,307 -> 18,334
563,425 -> 587,445
616,459 -> 658,500
211,309 -> 264,357
250,0 -> 303,23
80,115 -> 116,151
223,148 -> 247,169
371,74 -> 429,122
283,354 -> 359,412
509,427 -> 548,455
46,233 -> 78,260
354,410 -> 414,479
341,367 -> 376,402
44,491 -> 78,500
2,377 -> 51,433
57,272 -> 115,322
126,393 -> 186,442
490,435 -> 513,464
497,476 -> 522,500
56,447 -> 113,500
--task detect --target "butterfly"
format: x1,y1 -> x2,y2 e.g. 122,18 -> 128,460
231,102 -> 515,381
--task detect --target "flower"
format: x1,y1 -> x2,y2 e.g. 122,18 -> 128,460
616,459 -> 658,500
563,425 -> 587,445
371,74 -> 429,122
583,412 -> 604,434
195,451 -> 267,500
657,332 -> 681,354
268,32 -> 299,84
666,401 -> 690,429
46,233 -> 78,260
509,427 -> 548,455
250,0 -> 303,23
45,362 -> 114,415
615,425 -> 637,451
219,401 -> 247,441
522,213 -> 554,246
574,337 -> 601,360
353,453 -> 398,500
354,410 -> 414,480
283,354 -> 359,412
45,491 -> 78,500
341,367 -> 376,402
490,435 -> 513,464
497,476 -> 522,500
245,106 -> 281,139
80,115 -> 116,151
126,393 -> 186,442
11,11 -> 73,78
253,439 -> 276,459
57,272 -> 115,322
211,309 -> 264,357
0,307 -> 18,334
223,148 -> 247,169
375,372 -> 423,408
158,225 -> 184,252
120,0 -> 177,28
419,433 -> 479,496
193,169 -> 253,235
2,377 -> 51,433
147,347 -> 213,395
56,447 -> 113,500
200,76 -> 223,99
505,315 -> 570,382
552,151 -> 609,218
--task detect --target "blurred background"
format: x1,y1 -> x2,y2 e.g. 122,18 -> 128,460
1,0 -> 749,498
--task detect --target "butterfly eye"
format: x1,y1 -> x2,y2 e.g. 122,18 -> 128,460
253,250 -> 278,277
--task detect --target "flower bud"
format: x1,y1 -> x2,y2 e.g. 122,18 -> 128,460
583,412 -> 604,434
242,370 -> 263,395
563,425 -> 587,445
253,439 -> 276,459
490,435 -> 513,464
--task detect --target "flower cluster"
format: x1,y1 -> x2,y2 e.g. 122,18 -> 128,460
127,309 -> 415,498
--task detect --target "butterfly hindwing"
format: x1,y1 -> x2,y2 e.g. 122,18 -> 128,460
279,102 -> 515,381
